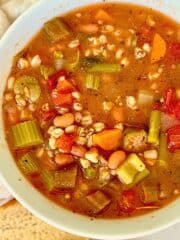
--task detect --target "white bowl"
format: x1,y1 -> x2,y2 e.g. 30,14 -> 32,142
0,0 -> 179,239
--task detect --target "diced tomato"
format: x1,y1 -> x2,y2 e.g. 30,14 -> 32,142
48,69 -> 68,90
166,125 -> 180,152
52,92 -> 73,107
155,88 -> 180,120
56,134 -> 75,153
118,190 -> 137,214
57,79 -> 76,94
168,42 -> 180,62
39,109 -> 57,122
138,24 -> 153,45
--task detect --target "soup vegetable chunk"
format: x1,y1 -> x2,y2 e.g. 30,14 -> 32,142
3,3 -> 180,218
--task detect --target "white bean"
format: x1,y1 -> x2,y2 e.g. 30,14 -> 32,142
144,150 -> 158,159
53,113 -> 74,128
30,55 -> 41,68
73,102 -> 83,111
17,58 -> 29,69
93,122 -> 105,132
65,125 -> 76,134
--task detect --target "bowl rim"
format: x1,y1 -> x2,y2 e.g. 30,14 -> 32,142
0,0 -> 180,239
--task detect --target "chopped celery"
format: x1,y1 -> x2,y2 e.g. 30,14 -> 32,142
43,18 -> 70,43
138,90 -> 154,106
88,63 -> 122,73
128,154 -> 146,172
40,65 -> 55,80
53,50 -> 63,60
14,75 -> 41,102
142,181 -> 158,203
86,191 -> 111,213
126,168 -> 150,189
148,110 -> 161,145
18,153 -> 39,175
158,133 -> 169,168
116,153 -> 146,185
11,120 -> 43,148
81,56 -> 102,68
86,74 -> 100,91
123,129 -> 147,152
41,170 -> 55,191
41,167 -> 77,191
65,51 -> 80,72
54,166 -> 77,189
83,167 -> 96,179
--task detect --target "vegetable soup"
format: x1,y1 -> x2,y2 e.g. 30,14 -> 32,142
2,3 -> 180,218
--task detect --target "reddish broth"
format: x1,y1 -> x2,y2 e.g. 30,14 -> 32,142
2,3 -> 180,218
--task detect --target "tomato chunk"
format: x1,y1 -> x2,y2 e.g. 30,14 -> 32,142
166,125 -> 180,152
39,109 -> 57,122
118,190 -> 137,213
57,79 -> 76,93
155,88 -> 180,120
52,92 -> 73,107
138,24 -> 153,45
56,134 -> 75,153
168,42 -> 180,62
48,69 -> 68,90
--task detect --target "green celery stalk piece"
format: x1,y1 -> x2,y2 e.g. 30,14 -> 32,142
41,170 -> 55,191
158,133 -> 169,168
40,65 -> 55,80
43,18 -> 70,43
11,120 -> 44,148
65,51 -> 80,72
116,153 -> 146,185
142,181 -> 158,203
14,75 -> 41,102
126,168 -> 150,189
18,153 -> 39,175
88,63 -> 122,73
86,74 -> 100,91
86,191 -> 111,214
148,110 -> 161,145
54,166 -> 77,189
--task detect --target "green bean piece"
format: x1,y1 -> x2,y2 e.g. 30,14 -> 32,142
88,63 -> 122,73
158,133 -> 169,168
148,110 -> 161,145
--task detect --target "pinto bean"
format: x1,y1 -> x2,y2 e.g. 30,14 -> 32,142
108,151 -> 126,169
53,113 -> 74,128
55,153 -> 74,167
71,145 -> 87,157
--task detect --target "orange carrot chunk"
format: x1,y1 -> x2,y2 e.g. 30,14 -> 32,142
151,33 -> 166,63
93,129 -> 123,150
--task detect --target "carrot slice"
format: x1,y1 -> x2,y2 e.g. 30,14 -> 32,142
151,33 -> 166,63
93,129 -> 123,150
95,9 -> 113,22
